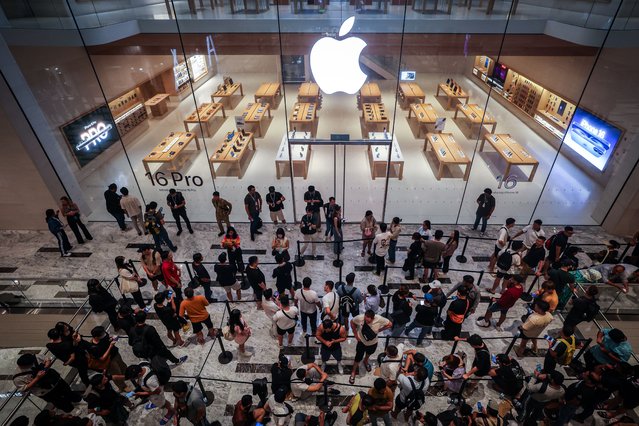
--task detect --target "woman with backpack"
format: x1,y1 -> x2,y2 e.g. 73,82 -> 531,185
115,255 -> 147,309
227,309 -> 252,357
390,285 -> 414,337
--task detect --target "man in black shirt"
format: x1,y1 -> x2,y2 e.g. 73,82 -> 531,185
404,232 -> 423,280
404,293 -> 437,345
471,188 -> 495,235
489,354 -> 524,398
543,324 -> 575,373
520,236 -> 546,278
104,183 -> 127,231
323,197 -> 337,239
558,373 -> 598,424
442,286 -> 470,340
246,256 -> 266,309
545,226 -> 574,271
129,311 -> 187,365
166,189 -> 193,235
271,354 -> 293,394
564,285 -> 599,328
192,253 -> 214,302
46,328 -> 90,385
266,186 -> 287,226
303,185 -> 323,229
244,185 -> 263,241
547,259 -> 576,309
460,334 -> 491,380
85,373 -> 129,424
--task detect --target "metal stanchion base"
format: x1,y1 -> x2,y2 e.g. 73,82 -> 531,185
294,281 -> 302,290
204,391 -> 215,406
218,350 -> 233,364
378,284 -> 389,294
456,255 -> 467,263
295,256 -> 306,267
333,259 -> 343,268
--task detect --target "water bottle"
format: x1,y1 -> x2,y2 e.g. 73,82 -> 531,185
477,401 -> 483,411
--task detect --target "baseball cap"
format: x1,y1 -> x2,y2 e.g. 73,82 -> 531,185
424,293 -> 433,302
429,280 -> 442,289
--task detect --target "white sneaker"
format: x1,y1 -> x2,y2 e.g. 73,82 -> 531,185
240,350 -> 253,357
337,363 -> 344,375
62,253 -> 72,257
476,318 -> 490,328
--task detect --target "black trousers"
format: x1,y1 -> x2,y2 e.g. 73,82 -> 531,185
67,216 -> 92,243
172,207 -> 192,232
228,248 -> 245,272
375,254 -> 386,275
71,359 -> 90,385
124,290 -> 146,309
42,380 -> 81,412
104,305 -> 120,330
442,255 -> 452,273
300,311 -> 318,334
157,346 -> 179,363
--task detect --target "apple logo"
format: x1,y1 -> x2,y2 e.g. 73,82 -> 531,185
310,17 -> 367,95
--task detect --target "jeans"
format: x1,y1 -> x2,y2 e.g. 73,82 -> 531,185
473,212 -> 488,233
300,310 -> 318,334
375,254 -> 386,275
388,239 -> 398,263
442,255 -> 452,273
249,211 -> 260,238
172,207 -> 193,233
53,230 -> 72,256
404,321 -> 433,345
370,412 -> 392,426
333,231 -> 343,255
390,322 -> 407,337
67,215 -> 92,243
325,218 -> 333,237
300,233 -> 317,256
228,248 -> 244,272
151,227 -> 177,251
110,210 -> 127,230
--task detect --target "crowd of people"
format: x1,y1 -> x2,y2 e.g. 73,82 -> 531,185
26,184 -> 639,425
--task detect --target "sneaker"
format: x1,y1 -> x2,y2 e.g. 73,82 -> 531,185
240,350 -> 253,357
189,229 -> 194,234
479,232 -> 485,237
476,319 -> 490,328
495,325 -> 503,332
159,413 -> 174,425
218,231 -> 225,236
62,253 -> 72,257
337,363 -> 344,375
144,402 -> 157,410
171,246 -> 178,252
176,230 -> 183,236
175,355 -> 188,365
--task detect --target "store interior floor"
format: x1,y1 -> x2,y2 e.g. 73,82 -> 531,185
81,67 -> 603,226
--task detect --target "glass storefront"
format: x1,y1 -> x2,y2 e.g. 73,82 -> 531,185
1,0 -> 638,226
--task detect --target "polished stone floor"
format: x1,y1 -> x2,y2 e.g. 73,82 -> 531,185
0,221 -> 635,424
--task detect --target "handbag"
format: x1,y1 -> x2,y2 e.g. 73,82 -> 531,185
364,228 -> 373,238
361,322 -> 377,341
87,353 -> 110,371
222,326 -> 234,341
137,277 -> 148,287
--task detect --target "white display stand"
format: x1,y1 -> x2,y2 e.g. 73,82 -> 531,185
368,132 -> 404,179
275,131 -> 312,179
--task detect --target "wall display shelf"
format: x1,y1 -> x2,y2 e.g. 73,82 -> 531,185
472,56 -> 575,140
108,88 -> 148,137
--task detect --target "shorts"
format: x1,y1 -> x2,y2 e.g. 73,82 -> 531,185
320,344 -> 343,362
423,260 -> 439,269
276,282 -> 292,294
355,341 -> 378,362
270,210 -> 285,223
161,318 -> 181,332
394,395 -> 409,412
251,285 -> 264,300
192,315 -> 213,333
277,325 -> 296,336
487,302 -> 509,314
223,281 -> 241,291
148,385 -> 166,407
496,271 -> 511,279
494,244 -> 503,257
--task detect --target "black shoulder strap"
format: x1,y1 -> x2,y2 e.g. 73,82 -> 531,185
300,289 -> 311,304
281,309 -> 296,321
346,287 -> 356,297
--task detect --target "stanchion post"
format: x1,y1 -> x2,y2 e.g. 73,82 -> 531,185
384,294 -> 391,317
526,275 -> 539,294
505,332 -> 520,356
300,334 -> 315,364
573,338 -> 592,361
292,258 -> 300,290
185,261 -> 194,280
384,334 -> 390,350
225,301 -> 232,317
477,270 -> 484,288
449,339 -> 459,355
619,242 -> 631,262
319,380 -> 330,410
378,264 -> 389,294
216,332 -> 233,364
456,236 -> 470,263
333,248 -> 343,269
295,240 -> 305,267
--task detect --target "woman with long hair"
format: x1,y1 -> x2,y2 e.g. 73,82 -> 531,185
271,227 -> 290,262
442,230 -> 460,274
45,208 -> 72,257
222,226 -> 244,272
360,210 -> 378,257
59,196 -> 92,244
115,256 -> 146,308
228,309 -> 252,357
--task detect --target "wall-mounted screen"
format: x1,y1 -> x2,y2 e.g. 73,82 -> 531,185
491,62 -> 508,86
565,108 -> 622,171
400,71 -> 416,81
61,105 -> 119,168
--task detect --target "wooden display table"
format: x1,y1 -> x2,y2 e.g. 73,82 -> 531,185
241,102 -> 271,137
362,103 -> 389,132
408,103 -> 439,137
480,133 -> 539,182
359,82 -> 382,107
209,131 -> 256,178
211,83 -> 244,104
289,103 -> 318,136
230,0 -> 270,13
298,83 -> 320,103
454,103 -> 497,136
412,0 -> 452,14
183,102 -> 226,137
398,83 -> 425,107
254,82 -> 282,106
144,93 -> 170,117
424,133 -> 471,181
275,131 -> 312,179
368,132 -> 404,180
143,131 -> 200,173
436,83 -> 469,109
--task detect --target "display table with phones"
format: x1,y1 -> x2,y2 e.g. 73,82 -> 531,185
143,131 -> 200,173
276,131 -> 312,179
241,102 -> 271,137
408,103 -> 440,137
289,103 -> 318,136
298,83 -> 321,103
183,102 -> 226,137
362,103 -> 389,132
436,82 -> 469,109
209,131 -> 256,178
454,103 -> 497,136
144,93 -> 170,117
359,82 -> 382,107
398,83 -> 425,107
424,133 -> 471,181
254,82 -> 282,106
211,83 -> 244,104
368,132 -> 404,180
480,133 -> 539,183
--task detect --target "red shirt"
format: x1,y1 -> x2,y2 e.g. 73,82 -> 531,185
162,260 -> 180,288
497,284 -> 523,309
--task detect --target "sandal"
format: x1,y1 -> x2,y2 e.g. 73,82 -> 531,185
597,411 -> 615,419
364,362 -> 372,372
349,375 -> 355,384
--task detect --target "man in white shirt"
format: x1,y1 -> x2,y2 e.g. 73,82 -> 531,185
125,363 -> 175,424
392,368 -> 429,421
321,281 -> 340,321
272,295 -> 299,348
379,343 -> 405,389
265,388 -> 293,426
119,187 -> 145,236
372,223 -> 392,276
512,219 -> 545,251
262,289 -> 280,338
290,363 -> 327,400
488,217 -> 516,272
294,277 -> 321,337
349,310 -> 392,384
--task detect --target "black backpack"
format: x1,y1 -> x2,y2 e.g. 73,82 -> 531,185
140,356 -> 172,386
583,300 -> 600,322
130,326 -> 152,359
496,249 -> 514,271
404,378 -> 426,411
340,286 -> 357,315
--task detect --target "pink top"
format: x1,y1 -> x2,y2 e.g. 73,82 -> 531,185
234,320 -> 251,344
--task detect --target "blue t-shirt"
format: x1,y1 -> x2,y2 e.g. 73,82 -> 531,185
590,328 -> 632,365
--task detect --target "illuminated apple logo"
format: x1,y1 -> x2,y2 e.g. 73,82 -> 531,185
310,17 -> 367,95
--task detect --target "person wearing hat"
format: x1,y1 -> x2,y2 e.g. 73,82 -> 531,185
404,293 -> 437,345
472,400 -> 502,426
266,186 -> 288,226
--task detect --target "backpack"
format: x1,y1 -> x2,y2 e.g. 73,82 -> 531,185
496,249 -> 514,271
404,378 -> 426,411
583,300 -> 600,322
557,336 -> 576,365
144,212 -> 161,234
545,233 -> 559,250
130,326 -> 152,359
340,286 -> 357,315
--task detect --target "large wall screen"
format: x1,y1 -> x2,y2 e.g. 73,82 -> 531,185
565,108 -> 623,171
